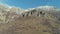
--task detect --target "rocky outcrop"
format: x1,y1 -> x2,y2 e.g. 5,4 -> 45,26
0,5 -> 59,23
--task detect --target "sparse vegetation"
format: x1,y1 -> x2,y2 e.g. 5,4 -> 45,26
0,5 -> 60,34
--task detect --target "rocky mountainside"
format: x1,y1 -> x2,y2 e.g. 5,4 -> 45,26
0,5 -> 60,34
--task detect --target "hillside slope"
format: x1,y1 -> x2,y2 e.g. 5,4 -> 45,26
0,5 -> 60,34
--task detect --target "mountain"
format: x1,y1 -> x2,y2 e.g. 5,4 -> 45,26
0,5 -> 60,34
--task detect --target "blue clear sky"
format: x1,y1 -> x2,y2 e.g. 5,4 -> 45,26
0,0 -> 60,9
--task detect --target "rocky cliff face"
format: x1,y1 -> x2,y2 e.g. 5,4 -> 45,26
0,5 -> 60,34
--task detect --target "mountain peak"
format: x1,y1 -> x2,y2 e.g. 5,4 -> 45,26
36,6 -> 57,10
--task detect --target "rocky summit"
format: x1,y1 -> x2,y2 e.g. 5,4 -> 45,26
0,5 -> 60,34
